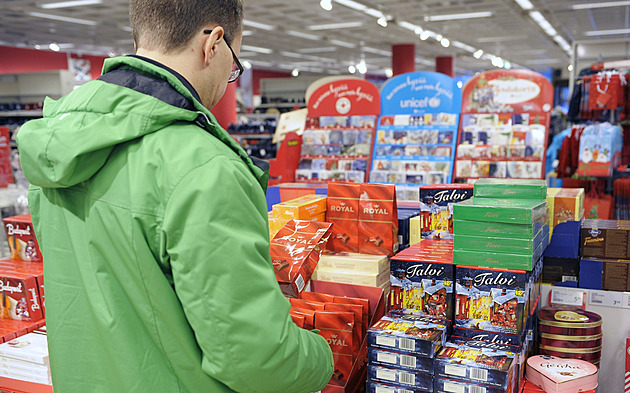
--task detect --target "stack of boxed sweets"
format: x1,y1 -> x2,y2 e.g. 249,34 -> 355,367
419,184 -> 474,240
268,194 -> 327,240
580,219 -> 630,292
525,355 -> 598,393
366,313 -> 451,393
0,329 -> 50,385
447,179 -> 548,392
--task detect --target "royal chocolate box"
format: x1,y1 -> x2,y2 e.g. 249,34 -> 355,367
367,314 -> 450,358
327,183 -> 361,253
2,215 -> 41,262
453,198 -> 548,225
433,339 -> 518,389
419,184 -> 474,240
454,225 -> 548,256
454,215 -> 547,240
368,348 -> 435,374
454,265 -> 530,337
473,179 -> 547,201
367,381 -> 433,393
581,219 -> 630,259
359,183 -> 399,256
434,377 -> 516,393
390,243 -> 454,321
367,365 -> 433,391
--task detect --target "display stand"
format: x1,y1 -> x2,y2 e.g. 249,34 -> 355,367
295,78 -> 380,183
370,72 -> 461,202
454,69 -> 553,181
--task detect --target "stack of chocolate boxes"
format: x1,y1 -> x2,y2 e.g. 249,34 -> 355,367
448,179 -> 548,392
580,219 -> 630,291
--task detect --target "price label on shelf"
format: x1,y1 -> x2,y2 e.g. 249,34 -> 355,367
589,290 -> 624,308
623,293 -> 630,309
550,287 -> 586,307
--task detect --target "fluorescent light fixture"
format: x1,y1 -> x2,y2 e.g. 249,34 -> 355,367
416,58 -> 434,66
243,19 -> 274,31
396,21 -> 422,33
525,58 -> 561,65
49,43 -> 60,52
120,25 -> 132,32
241,44 -> 272,54
320,0 -> 333,11
40,0 -> 101,8
385,68 -> 393,77
333,0 -> 367,11
514,0 -> 534,10
426,11 -> 492,21
357,60 -> 367,74
251,60 -> 274,67
280,51 -> 304,58
529,11 -> 558,36
308,21 -> 363,30
477,35 -> 522,43
452,41 -> 476,52
243,60 -> 252,70
440,38 -> 450,47
377,17 -> 388,27
242,30 -> 254,37
57,43 -> 74,49
363,46 -> 390,56
420,30 -> 431,40
292,68 -> 300,77
348,65 -> 356,73
365,8 -> 385,18
585,28 -> 630,36
298,47 -> 337,53
568,64 -> 574,71
492,57 -> 504,67
28,11 -> 97,26
573,1 -> 630,9
286,30 -> 320,40
504,61 -> 512,69
457,81 -> 463,88
473,49 -> 484,59
435,34 -> 443,41
330,39 -> 357,48
238,52 -> 258,58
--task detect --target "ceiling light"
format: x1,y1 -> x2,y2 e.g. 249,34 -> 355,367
420,31 -> 431,40
362,46 -> 390,56
292,68 -> 300,77
514,0 -> 534,10
452,41 -> 476,52
377,17 -> 388,27
365,8 -> 385,18
49,43 -> 60,52
286,30 -> 320,40
568,64 -> 574,71
491,57 -> 504,67
396,21 -> 422,33
529,11 -> 558,36
504,61 -> 512,69
28,11 -> 97,26
357,60 -> 367,74
251,60 -> 274,67
243,19 -> 275,31
415,27 -> 423,35
333,0 -> 367,11
242,30 -> 254,37
308,21 -> 363,30
440,38 -> 450,47
40,0 -> 101,8
435,34 -> 443,41
320,0 -> 333,11
457,81 -> 463,88
573,1 -> 630,9
120,26 -> 132,32
426,11 -> 492,21
525,58 -> 561,65
243,60 -> 252,70
281,51 -> 303,58
298,47 -> 337,53
348,65 -> 357,73
585,28 -> 630,36
238,52 -> 258,58
241,44 -> 273,54
330,39 -> 357,48
385,68 -> 393,77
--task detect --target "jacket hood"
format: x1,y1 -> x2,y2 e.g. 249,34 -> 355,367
17,56 -> 266,189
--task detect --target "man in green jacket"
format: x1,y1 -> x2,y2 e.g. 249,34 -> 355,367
16,0 -> 334,391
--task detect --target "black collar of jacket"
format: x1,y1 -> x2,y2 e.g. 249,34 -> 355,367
97,56 -> 271,181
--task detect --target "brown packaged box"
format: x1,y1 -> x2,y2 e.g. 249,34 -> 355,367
582,219 -> 630,259
358,184 -> 398,256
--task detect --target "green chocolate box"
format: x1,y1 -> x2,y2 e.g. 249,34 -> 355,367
454,215 -> 547,240
454,224 -> 549,256
473,179 -> 547,200
453,198 -> 548,225
453,242 -> 544,271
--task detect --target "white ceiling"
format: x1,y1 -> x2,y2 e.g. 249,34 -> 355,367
0,0 -> 627,76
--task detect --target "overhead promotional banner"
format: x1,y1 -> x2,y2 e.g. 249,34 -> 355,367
461,69 -> 553,114
380,71 -> 462,115
307,79 -> 380,117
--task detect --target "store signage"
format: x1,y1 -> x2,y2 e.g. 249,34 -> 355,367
380,72 -> 461,115
461,69 -> 553,114
307,79 -> 380,117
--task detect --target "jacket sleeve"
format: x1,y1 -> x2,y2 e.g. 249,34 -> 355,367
161,156 -> 334,393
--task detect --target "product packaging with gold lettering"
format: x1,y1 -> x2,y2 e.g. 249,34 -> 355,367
314,310 -> 354,382
2,215 -> 41,262
419,184 -> 473,239
359,183 -> 398,256
327,182 -> 361,252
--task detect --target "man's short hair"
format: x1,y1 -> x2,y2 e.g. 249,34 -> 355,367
130,0 -> 244,52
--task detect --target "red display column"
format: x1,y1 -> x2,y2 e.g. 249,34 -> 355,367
211,82 -> 237,129
436,56 -> 454,77
392,44 -> 415,76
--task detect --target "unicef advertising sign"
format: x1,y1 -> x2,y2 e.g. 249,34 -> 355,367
380,72 -> 461,115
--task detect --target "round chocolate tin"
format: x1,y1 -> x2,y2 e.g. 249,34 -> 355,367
540,332 -> 603,349
539,347 -> 601,363
538,306 -> 602,336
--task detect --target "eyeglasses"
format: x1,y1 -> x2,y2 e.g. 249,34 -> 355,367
203,29 -> 244,83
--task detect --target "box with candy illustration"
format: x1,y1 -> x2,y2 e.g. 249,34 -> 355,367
454,265 -> 530,338
2,215 -> 41,262
419,184 -> 474,239
367,364 -> 433,391
390,240 -> 454,321
434,339 -> 518,390
367,313 -> 450,358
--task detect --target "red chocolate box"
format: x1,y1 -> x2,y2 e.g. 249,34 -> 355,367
358,184 -> 398,256
3,215 -> 41,262
0,272 -> 43,322
327,183 -> 361,253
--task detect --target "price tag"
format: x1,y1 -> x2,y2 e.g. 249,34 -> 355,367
622,293 -> 630,309
589,290 -> 624,308
550,287 -> 585,307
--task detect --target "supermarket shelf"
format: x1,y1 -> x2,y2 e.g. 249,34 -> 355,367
0,376 -> 52,393
0,111 -> 42,117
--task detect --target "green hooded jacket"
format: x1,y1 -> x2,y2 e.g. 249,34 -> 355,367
16,56 -> 333,393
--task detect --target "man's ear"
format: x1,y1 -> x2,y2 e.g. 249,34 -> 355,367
203,26 -> 224,65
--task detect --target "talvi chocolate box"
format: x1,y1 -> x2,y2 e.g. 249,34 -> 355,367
367,314 -> 450,358
473,179 -> 547,201
419,184 -> 474,240
367,365 -> 433,391
453,198 -> 548,225
434,339 -> 518,389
